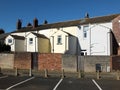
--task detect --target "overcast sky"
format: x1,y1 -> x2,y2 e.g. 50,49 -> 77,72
0,0 -> 119,32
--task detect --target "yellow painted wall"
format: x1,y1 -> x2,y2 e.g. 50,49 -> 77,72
38,38 -> 51,53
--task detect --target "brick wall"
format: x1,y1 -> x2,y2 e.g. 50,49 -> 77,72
112,15 -> 120,44
118,47 -> 120,55
112,16 -> 120,55
14,52 -> 31,69
111,55 -> 120,70
38,53 -> 62,71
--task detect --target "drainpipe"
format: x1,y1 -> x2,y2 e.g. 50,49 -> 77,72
35,37 -> 37,52
89,23 -> 91,55
25,32 -> 27,52
26,38 -> 27,52
65,35 -> 68,53
107,31 -> 111,55
51,36 -> 54,53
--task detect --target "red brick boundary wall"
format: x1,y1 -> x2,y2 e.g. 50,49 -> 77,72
112,15 -> 120,44
14,52 -> 31,69
38,53 -> 62,71
111,55 -> 120,70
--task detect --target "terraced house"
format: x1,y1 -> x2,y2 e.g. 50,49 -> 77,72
2,13 -> 120,56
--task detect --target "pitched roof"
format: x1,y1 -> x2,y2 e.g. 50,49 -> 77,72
13,14 -> 120,33
11,35 -> 25,40
32,33 -> 48,39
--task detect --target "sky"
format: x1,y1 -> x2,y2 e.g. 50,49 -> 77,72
0,0 -> 119,33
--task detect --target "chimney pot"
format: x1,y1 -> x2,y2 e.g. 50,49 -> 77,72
27,23 -> 32,27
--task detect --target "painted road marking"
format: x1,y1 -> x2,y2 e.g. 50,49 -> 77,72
92,79 -> 102,90
0,76 -> 8,79
6,77 -> 35,90
53,78 -> 63,90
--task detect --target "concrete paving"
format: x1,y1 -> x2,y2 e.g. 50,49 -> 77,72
0,75 -> 120,90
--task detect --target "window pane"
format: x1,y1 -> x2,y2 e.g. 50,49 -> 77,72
57,35 -> 62,44
29,38 -> 33,44
83,26 -> 89,38
8,39 -> 12,43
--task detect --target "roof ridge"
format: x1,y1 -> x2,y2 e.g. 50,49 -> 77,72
39,13 -> 120,25
13,13 -> 120,33
89,13 -> 120,20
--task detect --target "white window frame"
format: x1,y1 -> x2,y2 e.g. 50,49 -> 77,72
29,38 -> 33,45
57,35 -> 62,45
83,26 -> 89,38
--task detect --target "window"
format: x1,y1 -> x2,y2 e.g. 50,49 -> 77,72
8,39 -> 12,43
29,38 -> 33,44
57,35 -> 62,45
83,26 -> 89,38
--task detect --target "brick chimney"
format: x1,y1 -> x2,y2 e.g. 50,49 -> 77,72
33,18 -> 38,28
16,19 -> 22,29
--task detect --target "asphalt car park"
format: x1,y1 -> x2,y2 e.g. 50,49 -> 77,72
0,75 -> 120,90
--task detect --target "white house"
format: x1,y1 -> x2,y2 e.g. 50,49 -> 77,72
3,14 -> 120,55
50,30 -> 79,54
25,32 -> 50,53
26,32 -> 38,52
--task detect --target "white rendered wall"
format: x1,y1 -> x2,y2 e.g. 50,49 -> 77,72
50,30 -> 68,53
26,33 -> 38,52
77,22 -> 112,55
90,25 -> 111,55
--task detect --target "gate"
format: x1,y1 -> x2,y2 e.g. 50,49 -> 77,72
31,53 -> 38,70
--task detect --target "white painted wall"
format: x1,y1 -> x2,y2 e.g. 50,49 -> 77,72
62,26 -> 78,36
51,30 -> 68,53
90,25 -> 111,55
39,26 -> 78,38
77,22 -> 112,55
12,31 -> 38,37
12,32 -> 26,37
26,33 -> 38,52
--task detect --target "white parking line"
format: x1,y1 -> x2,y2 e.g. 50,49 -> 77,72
53,78 -> 63,90
6,77 -> 35,90
0,76 -> 8,79
92,79 -> 102,90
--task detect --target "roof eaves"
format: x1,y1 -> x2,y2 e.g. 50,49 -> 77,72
11,35 -> 25,40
